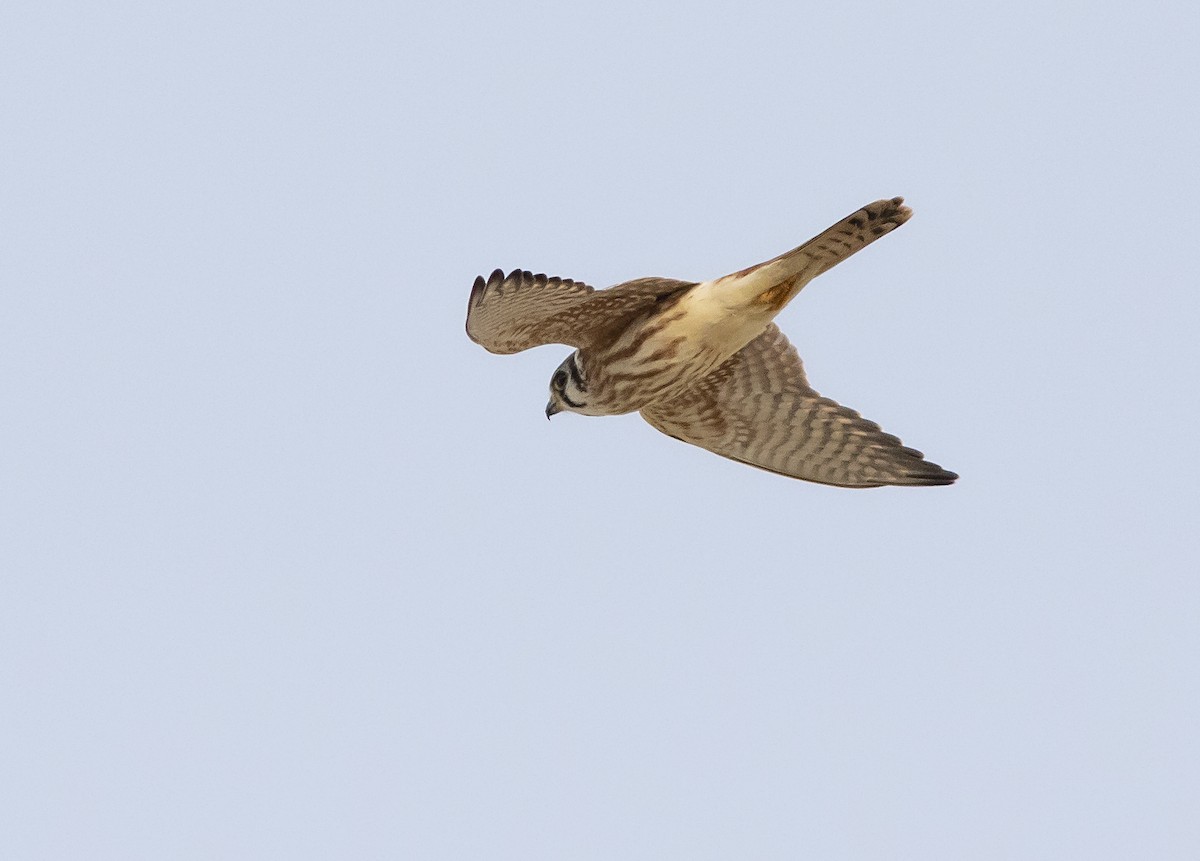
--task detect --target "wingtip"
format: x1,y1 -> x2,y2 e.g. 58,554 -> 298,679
911,467 -> 958,486
469,274 -> 486,307
896,451 -> 957,486
885,196 -> 913,224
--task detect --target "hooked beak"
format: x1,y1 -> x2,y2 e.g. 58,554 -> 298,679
545,400 -> 561,420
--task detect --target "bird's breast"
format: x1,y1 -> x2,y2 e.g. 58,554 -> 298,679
583,297 -> 771,415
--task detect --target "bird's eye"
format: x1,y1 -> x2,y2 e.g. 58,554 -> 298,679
552,370 -> 568,389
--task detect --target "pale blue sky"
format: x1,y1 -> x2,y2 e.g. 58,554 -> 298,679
2,1 -> 1198,858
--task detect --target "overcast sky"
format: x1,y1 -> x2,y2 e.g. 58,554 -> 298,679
3,1 -> 1199,858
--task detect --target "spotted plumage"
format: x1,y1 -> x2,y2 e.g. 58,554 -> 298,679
466,197 -> 957,488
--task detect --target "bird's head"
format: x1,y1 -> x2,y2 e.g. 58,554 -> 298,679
546,352 -> 592,418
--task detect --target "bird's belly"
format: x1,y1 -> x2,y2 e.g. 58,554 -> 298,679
586,305 -> 768,414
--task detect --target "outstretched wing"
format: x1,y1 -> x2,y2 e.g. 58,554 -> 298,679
466,269 -> 695,354
640,325 -> 957,487
466,269 -> 597,354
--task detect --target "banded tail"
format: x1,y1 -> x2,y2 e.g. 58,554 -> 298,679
718,197 -> 912,313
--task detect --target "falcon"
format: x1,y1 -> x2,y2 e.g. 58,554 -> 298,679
465,197 -> 956,488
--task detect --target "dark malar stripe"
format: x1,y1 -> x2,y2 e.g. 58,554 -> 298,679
566,354 -> 585,391
561,390 -> 584,409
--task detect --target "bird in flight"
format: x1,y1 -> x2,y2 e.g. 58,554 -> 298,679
466,197 -> 956,488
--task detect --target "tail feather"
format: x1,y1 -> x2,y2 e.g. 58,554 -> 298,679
721,197 -> 913,313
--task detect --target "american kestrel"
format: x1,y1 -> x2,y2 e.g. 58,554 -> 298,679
466,197 -> 956,487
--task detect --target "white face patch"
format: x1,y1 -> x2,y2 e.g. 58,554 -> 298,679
549,352 -> 588,413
